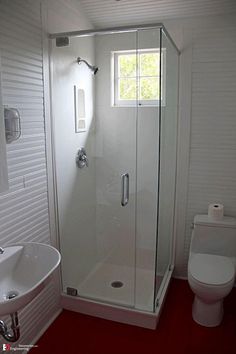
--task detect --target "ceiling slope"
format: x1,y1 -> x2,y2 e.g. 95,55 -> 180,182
77,0 -> 236,28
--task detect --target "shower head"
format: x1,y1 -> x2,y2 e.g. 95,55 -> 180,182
77,57 -> 99,75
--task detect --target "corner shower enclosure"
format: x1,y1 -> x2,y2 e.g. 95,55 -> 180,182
50,24 -> 179,327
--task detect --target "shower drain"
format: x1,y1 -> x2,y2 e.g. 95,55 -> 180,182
111,281 -> 124,288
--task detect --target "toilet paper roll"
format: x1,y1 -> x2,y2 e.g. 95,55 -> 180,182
208,203 -> 224,220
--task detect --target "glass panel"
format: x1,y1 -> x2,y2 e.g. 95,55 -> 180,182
135,28 -> 161,312
155,29 -> 179,301
53,26 -> 178,313
91,32 -> 137,306
55,31 -> 138,308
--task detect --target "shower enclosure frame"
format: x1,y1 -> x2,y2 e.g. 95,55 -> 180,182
48,23 -> 180,329
49,23 -> 180,55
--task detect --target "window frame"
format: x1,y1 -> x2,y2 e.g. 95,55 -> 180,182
111,48 -> 166,107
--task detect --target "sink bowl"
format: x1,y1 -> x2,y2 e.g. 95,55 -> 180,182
0,242 -> 61,316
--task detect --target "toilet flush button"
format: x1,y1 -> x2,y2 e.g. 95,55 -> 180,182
189,254 -> 235,286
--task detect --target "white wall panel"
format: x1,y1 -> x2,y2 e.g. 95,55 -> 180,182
77,0 -> 236,27
0,0 -> 60,349
182,25 -> 236,275
0,54 -> 8,193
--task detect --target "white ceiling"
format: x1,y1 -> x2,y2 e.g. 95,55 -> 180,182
77,0 -> 236,28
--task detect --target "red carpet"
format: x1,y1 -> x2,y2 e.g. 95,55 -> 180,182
31,279 -> 236,354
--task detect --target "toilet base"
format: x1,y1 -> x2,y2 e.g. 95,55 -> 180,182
192,296 -> 223,327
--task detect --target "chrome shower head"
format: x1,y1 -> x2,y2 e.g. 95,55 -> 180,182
77,57 -> 99,75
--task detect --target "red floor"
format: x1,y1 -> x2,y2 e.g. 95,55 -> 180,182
31,280 -> 236,354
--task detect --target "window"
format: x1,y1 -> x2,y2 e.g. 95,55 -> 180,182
112,49 -> 164,106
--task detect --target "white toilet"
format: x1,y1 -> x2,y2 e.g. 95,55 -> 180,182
188,215 -> 236,327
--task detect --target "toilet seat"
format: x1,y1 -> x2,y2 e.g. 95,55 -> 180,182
189,253 -> 235,286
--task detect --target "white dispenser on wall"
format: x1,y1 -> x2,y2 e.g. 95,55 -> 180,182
4,107 -> 21,143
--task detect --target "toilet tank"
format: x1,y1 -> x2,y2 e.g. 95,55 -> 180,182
190,215 -> 236,257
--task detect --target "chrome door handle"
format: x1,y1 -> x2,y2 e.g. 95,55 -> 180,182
121,173 -> 129,206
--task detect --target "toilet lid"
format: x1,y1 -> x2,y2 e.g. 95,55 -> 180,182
189,253 -> 235,286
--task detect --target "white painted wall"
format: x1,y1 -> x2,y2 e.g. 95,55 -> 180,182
46,0 -> 92,34
164,14 -> 236,277
0,0 -> 92,347
0,0 -> 61,347
0,54 -> 8,193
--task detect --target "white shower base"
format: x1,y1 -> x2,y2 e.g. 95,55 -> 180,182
77,262 -> 154,309
61,266 -> 173,329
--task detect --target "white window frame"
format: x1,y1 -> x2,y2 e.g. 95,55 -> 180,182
111,48 -> 166,107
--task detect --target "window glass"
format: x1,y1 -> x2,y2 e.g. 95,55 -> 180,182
119,78 -> 137,100
119,54 -> 136,77
113,49 -> 162,105
140,53 -> 159,76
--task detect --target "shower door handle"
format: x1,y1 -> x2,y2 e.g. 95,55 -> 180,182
121,173 -> 129,207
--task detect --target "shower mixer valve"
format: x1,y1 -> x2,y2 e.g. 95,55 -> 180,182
76,148 -> 88,168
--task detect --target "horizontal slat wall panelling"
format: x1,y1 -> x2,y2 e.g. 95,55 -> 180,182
0,52 -> 8,193
0,0 -> 41,27
0,35 -> 42,58
2,73 -> 43,87
183,25 -> 236,275
0,0 -> 60,348
0,53 -> 43,69
0,13 -> 41,38
77,0 -> 236,27
0,44 -> 42,62
0,282 -> 60,349
18,282 -> 61,344
2,60 -> 42,73
0,21 -> 42,51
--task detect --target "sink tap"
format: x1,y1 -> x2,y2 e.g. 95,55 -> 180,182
0,248 -> 4,254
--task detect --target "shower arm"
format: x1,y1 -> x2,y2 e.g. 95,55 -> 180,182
77,57 -> 92,70
77,57 -> 98,74
77,57 -> 87,66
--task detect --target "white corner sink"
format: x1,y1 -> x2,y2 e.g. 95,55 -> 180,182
0,242 -> 61,316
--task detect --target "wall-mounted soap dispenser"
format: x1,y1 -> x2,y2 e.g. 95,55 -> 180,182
4,107 -> 21,143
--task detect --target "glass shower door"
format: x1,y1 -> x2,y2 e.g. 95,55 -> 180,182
73,31 -> 138,307
154,28 -> 179,303
135,28 -> 161,312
